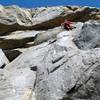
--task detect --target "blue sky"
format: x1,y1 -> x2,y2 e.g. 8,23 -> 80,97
0,0 -> 100,8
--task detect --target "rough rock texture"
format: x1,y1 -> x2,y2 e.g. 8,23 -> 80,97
0,5 -> 100,33
0,30 -> 38,49
0,49 -> 9,68
73,20 -> 100,49
0,5 -> 100,100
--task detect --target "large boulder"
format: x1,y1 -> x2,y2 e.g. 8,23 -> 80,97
0,30 -> 38,49
0,68 -> 36,100
34,21 -> 100,100
73,20 -> 100,50
0,48 -> 37,100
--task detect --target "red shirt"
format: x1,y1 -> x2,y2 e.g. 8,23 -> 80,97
63,20 -> 72,30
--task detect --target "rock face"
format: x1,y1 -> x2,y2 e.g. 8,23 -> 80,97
74,20 -> 100,49
0,5 -> 100,100
0,49 -> 9,68
0,5 -> 100,33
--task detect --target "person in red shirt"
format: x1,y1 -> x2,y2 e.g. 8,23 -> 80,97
61,19 -> 72,30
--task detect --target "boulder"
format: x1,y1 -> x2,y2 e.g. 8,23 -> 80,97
0,68 -> 36,100
34,22 -> 100,100
73,20 -> 100,49
0,47 -> 37,100
33,27 -> 63,45
0,30 -> 38,49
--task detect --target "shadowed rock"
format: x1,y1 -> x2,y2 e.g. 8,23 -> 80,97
3,50 -> 22,61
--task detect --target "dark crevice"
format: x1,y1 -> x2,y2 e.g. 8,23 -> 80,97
52,55 -> 64,64
30,66 -> 37,71
50,61 -> 66,73
50,54 -> 77,73
67,85 -> 76,94
0,64 -> 6,69
3,50 -> 22,62
48,39 -> 57,45
61,97 -> 73,100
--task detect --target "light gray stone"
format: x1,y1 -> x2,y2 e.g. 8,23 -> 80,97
0,49 -> 9,68
0,5 -> 100,100
73,20 -> 100,50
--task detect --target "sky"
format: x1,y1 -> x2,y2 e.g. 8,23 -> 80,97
0,0 -> 100,8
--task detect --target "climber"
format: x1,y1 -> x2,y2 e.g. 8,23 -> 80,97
61,19 -> 73,30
